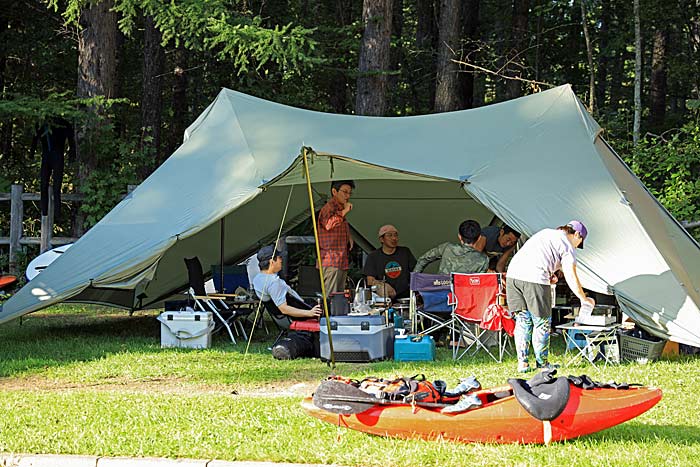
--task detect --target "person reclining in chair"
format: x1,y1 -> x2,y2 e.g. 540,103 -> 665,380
252,245 -> 322,360
413,220 -> 489,275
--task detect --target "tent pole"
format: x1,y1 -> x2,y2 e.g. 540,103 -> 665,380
220,218 -> 225,292
302,147 -> 335,368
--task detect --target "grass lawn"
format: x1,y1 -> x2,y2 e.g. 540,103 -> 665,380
0,304 -> 699,466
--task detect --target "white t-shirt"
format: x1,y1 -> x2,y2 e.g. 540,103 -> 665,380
506,229 -> 576,285
252,272 -> 303,307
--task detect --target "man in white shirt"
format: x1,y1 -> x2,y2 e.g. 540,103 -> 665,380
506,220 -> 595,373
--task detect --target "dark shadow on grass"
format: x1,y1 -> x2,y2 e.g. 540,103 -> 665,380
585,422 -> 700,445
0,311 -> 285,378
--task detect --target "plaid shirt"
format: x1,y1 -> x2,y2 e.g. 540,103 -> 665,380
317,198 -> 350,269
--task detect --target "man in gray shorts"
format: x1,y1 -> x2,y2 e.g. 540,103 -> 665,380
505,221 -> 595,373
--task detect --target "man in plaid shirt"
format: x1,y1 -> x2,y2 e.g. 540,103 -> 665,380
317,180 -> 355,293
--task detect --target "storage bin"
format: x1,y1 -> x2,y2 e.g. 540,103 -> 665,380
158,310 -> 214,349
319,315 -> 394,362
619,332 -> 666,361
564,328 -> 595,350
394,335 -> 435,361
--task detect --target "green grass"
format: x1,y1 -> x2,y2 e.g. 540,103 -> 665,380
1,305 -> 699,465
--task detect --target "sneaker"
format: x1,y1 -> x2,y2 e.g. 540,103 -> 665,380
445,376 -> 481,396
517,362 -> 532,373
271,344 -> 292,360
441,394 -> 483,414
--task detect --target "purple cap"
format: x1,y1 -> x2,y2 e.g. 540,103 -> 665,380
567,220 -> 588,249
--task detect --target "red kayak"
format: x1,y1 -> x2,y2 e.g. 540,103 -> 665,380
302,379 -> 661,444
0,275 -> 17,291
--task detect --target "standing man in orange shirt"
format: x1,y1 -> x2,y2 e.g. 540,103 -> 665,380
317,180 -> 355,294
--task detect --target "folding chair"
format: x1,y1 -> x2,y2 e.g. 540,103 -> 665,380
260,295 -> 320,349
409,272 -> 453,338
184,257 -> 248,344
450,272 -> 514,362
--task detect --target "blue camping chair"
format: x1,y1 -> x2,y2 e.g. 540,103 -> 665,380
409,272 -> 453,337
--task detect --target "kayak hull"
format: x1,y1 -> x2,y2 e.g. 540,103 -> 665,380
301,384 -> 662,444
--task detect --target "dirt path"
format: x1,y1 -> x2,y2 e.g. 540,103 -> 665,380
0,374 -> 316,397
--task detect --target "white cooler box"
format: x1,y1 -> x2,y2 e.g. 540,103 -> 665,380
158,310 -> 214,349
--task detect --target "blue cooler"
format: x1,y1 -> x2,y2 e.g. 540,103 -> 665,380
394,335 -> 435,361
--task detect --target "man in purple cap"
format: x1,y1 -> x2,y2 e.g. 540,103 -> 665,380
505,221 -> 595,373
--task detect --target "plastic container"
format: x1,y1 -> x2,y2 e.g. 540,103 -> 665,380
394,335 -> 435,361
619,332 -> 666,361
564,328 -> 595,350
319,315 -> 394,362
158,310 -> 214,349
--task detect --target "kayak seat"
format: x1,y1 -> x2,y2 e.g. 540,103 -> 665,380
507,376 -> 570,421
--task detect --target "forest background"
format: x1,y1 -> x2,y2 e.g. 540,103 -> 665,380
1,0 -> 700,274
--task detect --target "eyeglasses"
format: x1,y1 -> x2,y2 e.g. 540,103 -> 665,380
338,189 -> 352,195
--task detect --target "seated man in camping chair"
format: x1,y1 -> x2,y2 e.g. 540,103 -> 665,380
252,245 -> 322,360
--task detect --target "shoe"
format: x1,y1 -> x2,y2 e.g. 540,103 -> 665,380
441,394 -> 483,414
536,362 -> 560,371
271,344 -> 292,360
517,362 -> 532,373
445,376 -> 481,396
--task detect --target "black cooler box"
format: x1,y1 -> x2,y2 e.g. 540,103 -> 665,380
319,314 -> 394,362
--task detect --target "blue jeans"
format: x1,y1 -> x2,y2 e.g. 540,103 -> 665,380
514,310 -> 552,366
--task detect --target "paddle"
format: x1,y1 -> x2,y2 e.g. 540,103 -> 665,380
312,380 -> 448,415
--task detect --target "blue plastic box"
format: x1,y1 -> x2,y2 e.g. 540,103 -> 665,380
394,335 -> 435,361
565,328 -> 595,350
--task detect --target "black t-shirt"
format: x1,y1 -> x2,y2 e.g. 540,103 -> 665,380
362,246 -> 417,299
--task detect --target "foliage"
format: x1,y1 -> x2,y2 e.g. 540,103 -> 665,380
79,126 -> 152,229
622,123 -> 700,230
46,0 -> 318,75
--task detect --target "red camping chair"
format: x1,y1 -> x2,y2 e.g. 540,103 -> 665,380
450,273 -> 514,362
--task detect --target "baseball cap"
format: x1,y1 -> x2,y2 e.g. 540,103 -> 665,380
256,245 -> 277,263
566,220 -> 588,249
378,224 -> 398,238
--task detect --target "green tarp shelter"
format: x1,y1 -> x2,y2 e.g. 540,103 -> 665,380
2,85 -> 700,347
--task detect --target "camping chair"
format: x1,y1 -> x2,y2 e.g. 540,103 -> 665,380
450,272 -> 514,362
184,257 -> 248,344
409,272 -> 453,338
259,294 -> 320,348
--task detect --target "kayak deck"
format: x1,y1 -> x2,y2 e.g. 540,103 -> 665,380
302,384 -> 662,444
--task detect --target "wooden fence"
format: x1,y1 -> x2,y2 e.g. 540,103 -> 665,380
0,184 -> 82,275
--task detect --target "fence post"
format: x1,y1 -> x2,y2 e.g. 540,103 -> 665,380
9,184 -> 24,275
40,188 -> 54,253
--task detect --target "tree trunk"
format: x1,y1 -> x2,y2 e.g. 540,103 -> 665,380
633,0 -> 642,145
415,0 -> 437,111
434,0 -> 462,112
328,0 -> 353,113
416,0 -> 437,49
0,7 -> 10,161
76,0 -> 120,234
580,0 -> 595,111
169,46 -> 189,157
460,0 -> 480,109
505,0 -> 530,100
141,15 -> 165,170
356,0 -> 393,116
649,28 -> 668,127
533,0 -> 542,82
595,0 -> 610,109
388,0 -> 404,111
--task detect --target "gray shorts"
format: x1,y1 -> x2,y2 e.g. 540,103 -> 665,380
506,278 -> 552,319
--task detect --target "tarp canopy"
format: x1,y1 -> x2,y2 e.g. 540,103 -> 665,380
2,85 -> 700,346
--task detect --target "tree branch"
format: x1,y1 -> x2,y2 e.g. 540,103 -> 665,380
451,58 -> 555,91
